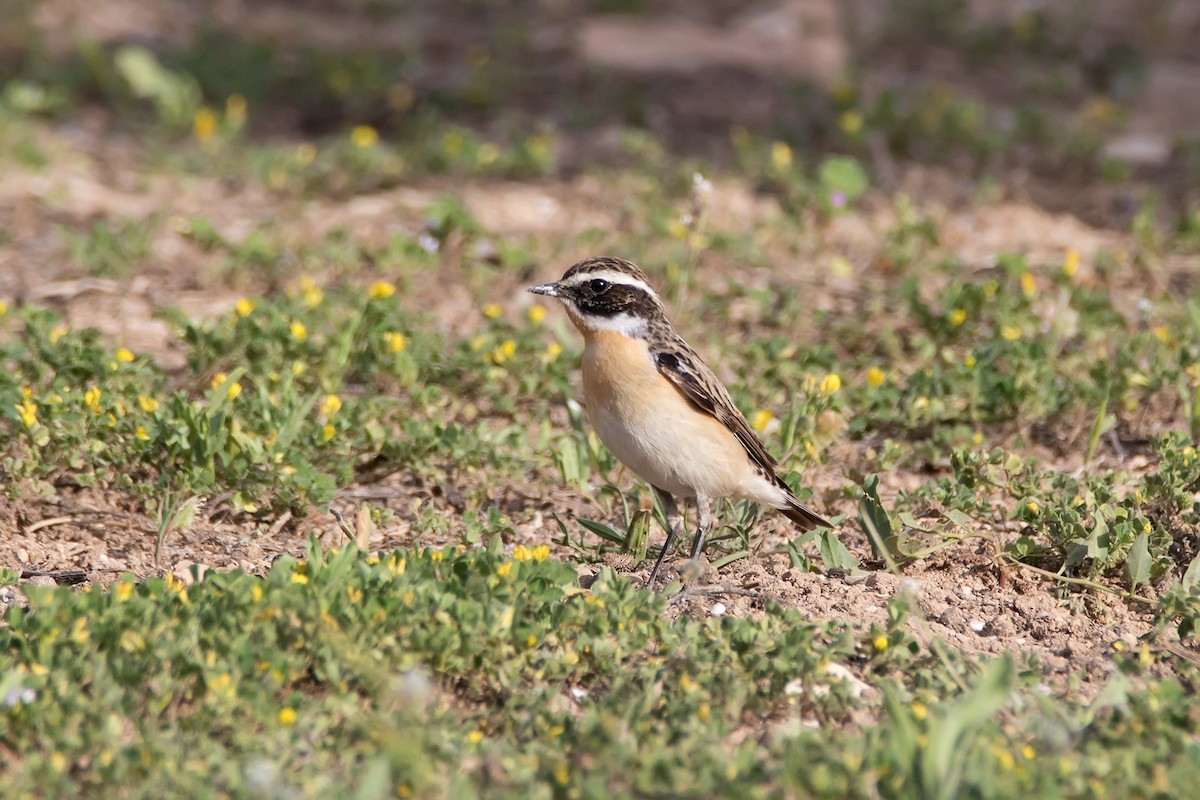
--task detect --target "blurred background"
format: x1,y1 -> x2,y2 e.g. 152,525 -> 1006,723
4,0 -> 1198,210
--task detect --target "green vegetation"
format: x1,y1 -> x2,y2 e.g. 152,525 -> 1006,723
2,542 -> 1197,797
2,2 -> 1200,797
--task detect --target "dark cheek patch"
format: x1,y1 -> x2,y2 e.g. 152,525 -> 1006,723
574,286 -> 655,318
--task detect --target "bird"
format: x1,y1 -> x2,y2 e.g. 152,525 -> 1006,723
529,256 -> 832,586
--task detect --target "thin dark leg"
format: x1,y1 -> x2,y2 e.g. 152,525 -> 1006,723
646,487 -> 683,588
688,494 -> 713,559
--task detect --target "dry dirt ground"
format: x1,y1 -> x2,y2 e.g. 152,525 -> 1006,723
3,0 -> 1199,695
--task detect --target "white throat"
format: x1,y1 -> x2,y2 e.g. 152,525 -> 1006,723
569,307 -> 649,338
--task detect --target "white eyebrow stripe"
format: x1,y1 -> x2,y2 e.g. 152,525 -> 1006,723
561,269 -> 657,298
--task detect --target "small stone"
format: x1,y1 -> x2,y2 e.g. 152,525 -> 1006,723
708,602 -> 727,617
968,619 -> 986,633
172,561 -> 208,585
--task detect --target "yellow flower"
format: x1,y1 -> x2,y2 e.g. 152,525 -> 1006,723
771,141 -> 793,169
85,386 -> 103,414
911,701 -> 927,720
192,107 -> 217,142
290,321 -> 307,341
225,94 -> 247,125
368,281 -> 395,299
290,572 -> 309,585
491,339 -> 517,365
320,394 -> 342,417
234,297 -> 255,317
467,730 -> 484,744
482,303 -> 502,320
295,142 -> 317,166
442,130 -> 465,158
526,134 -> 551,163
385,331 -> 407,353
553,762 -> 570,785
866,367 -> 886,388
477,143 -> 499,167
351,125 -> 379,149
1019,272 -> 1036,299
49,325 -> 68,344
513,545 -> 532,561
163,573 -> 188,604
819,373 -> 841,396
322,424 -> 335,442
874,635 -> 888,651
749,409 -> 775,432
16,400 -> 37,428
278,708 -> 297,726
964,353 -> 977,368
542,342 -> 563,363
1153,326 -> 1170,344
0,299 -> 8,315
300,277 -> 324,307
1026,501 -> 1040,514
135,426 -> 150,441
1000,325 -> 1021,341
138,395 -> 159,413
496,562 -> 512,577
992,744 -> 1016,771
949,308 -> 967,326
526,304 -> 546,324
1063,247 -> 1079,278
116,347 -> 135,363
838,110 -> 864,135
531,545 -> 550,562
114,581 -> 134,601
346,586 -> 362,603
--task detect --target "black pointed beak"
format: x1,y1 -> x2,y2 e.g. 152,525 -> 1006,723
528,282 -> 561,297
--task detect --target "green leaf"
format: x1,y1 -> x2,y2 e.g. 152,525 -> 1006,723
577,517 -> 626,546
817,529 -> 860,573
1124,532 -> 1151,590
858,474 -> 897,562
818,156 -> 870,200
1182,552 -> 1200,591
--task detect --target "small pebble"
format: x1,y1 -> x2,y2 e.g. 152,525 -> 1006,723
708,602 -> 727,617
968,619 -> 986,633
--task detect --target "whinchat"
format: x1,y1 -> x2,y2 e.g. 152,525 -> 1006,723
530,257 -> 832,586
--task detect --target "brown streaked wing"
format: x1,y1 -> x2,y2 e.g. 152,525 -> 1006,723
652,343 -> 780,476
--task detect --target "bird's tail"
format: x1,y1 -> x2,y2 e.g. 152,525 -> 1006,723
780,495 -> 833,530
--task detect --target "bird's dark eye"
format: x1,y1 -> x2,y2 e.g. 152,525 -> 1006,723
588,278 -> 610,294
